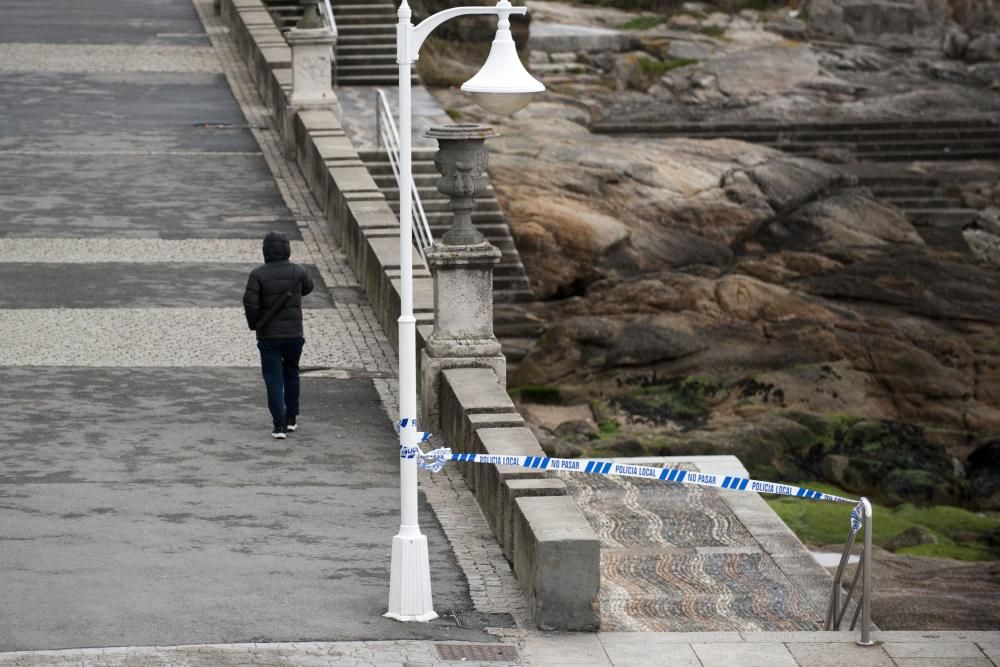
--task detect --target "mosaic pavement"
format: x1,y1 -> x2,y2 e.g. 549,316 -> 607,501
562,457 -> 834,632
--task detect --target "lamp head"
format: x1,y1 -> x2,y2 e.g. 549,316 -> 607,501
460,2 -> 544,115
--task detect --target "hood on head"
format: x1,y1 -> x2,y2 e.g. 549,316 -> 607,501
262,231 -> 291,262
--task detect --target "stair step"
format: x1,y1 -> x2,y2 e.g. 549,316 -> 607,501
592,117 -> 1000,134
376,173 -> 465,187
882,197 -> 963,209
495,318 -> 546,336
336,14 -> 399,24
337,70 -> 401,80
493,274 -> 532,287
337,75 -> 416,86
768,141 -> 1000,154
335,23 -> 396,34
364,163 -> 438,176
378,176 -> 494,189
360,150 -> 436,160
427,221 -> 510,233
855,176 -> 938,187
426,214 -> 508,224
334,4 -> 398,12
358,144 -> 534,304
906,209 -> 980,227
865,186 -> 945,198
498,336 -> 534,362
493,264 -> 529,277
381,184 -> 499,196
494,289 -> 536,303
854,149 -> 1000,161
406,207 -> 507,223
336,42 -> 397,50
338,53 -> 397,64
597,129 -> 1000,144
335,46 -> 398,57
337,63 -> 402,73
337,34 -> 396,44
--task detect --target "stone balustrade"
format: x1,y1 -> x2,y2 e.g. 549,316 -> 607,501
219,0 -> 601,630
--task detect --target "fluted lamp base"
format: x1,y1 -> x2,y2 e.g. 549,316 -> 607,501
385,533 -> 438,621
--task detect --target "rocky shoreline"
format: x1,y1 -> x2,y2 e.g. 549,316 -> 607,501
428,0 -> 1000,515
424,0 -> 1000,627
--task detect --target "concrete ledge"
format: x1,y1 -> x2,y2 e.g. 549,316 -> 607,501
473,427 -> 548,543
513,495 -> 601,631
501,478 -> 565,561
435,367 -> 598,629
439,368 -> 518,486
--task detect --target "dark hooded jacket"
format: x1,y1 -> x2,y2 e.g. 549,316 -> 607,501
243,232 -> 315,340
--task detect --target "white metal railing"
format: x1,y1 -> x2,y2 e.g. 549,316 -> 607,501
319,0 -> 338,83
826,498 -> 873,645
374,88 -> 435,263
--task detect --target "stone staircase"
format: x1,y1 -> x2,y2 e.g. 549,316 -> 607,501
591,117 -> 991,253
262,0 -> 537,336
359,147 -> 535,303
591,117 -> 1000,162
848,164 -> 981,253
330,0 -> 401,86
262,0 -> 408,85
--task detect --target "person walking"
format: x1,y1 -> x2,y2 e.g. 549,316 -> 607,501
243,231 -> 315,439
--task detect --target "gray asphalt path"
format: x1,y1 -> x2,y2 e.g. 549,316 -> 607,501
0,0 -> 481,651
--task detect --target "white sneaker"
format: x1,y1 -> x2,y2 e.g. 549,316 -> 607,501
271,430 -> 287,439
287,417 -> 298,432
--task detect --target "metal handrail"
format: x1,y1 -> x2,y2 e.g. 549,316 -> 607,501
319,0 -> 338,83
826,498 -> 873,646
374,88 -> 435,263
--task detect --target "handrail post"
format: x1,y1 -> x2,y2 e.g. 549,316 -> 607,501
374,89 -> 433,264
857,498 -> 874,646
825,529 -> 856,630
375,91 -> 382,152
831,573 -> 841,630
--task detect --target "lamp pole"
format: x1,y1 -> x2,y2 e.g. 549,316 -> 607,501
386,0 -> 541,622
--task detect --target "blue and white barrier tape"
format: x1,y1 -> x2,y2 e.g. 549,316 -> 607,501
398,420 -> 866,534
397,419 -> 431,461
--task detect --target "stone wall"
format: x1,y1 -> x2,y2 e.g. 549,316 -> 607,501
219,0 -> 601,630
438,368 -> 600,630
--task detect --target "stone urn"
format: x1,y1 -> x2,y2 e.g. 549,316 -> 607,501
418,123 -> 506,433
424,124 -> 498,245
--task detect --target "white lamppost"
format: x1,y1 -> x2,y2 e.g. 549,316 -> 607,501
386,0 -> 543,622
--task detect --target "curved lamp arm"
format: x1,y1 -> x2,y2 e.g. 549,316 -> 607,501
398,0 -> 527,63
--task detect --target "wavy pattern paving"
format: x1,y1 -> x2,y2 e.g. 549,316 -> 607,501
560,468 -> 825,631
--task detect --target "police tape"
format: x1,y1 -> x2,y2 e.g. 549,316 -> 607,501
396,421 -> 865,533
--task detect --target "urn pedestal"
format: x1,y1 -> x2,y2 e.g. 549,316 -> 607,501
419,125 -> 506,434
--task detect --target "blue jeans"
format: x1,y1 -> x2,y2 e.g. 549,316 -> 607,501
257,337 -> 304,431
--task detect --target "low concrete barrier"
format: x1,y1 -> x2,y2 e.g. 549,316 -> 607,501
218,0 -> 601,629
513,495 -> 600,631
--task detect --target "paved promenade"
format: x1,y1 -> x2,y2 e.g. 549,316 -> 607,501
0,0 -> 502,651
